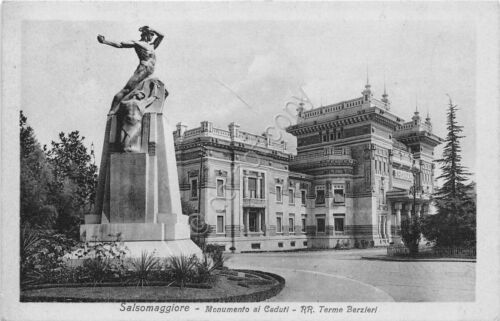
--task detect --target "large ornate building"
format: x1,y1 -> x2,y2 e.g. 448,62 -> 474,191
173,81 -> 442,252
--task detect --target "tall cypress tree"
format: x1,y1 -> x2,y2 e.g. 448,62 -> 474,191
422,96 -> 476,247
434,96 -> 471,204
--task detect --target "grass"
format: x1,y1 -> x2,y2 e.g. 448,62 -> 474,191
21,274 -> 277,302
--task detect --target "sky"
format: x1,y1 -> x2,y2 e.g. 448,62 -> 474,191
20,2 -> 476,179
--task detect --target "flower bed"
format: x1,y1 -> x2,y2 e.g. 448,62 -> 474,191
20,231 -> 285,302
20,269 -> 285,302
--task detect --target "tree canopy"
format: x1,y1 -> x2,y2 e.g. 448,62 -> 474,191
421,97 -> 476,247
20,111 -> 98,237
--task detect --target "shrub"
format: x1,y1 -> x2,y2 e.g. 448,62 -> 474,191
81,257 -> 113,284
167,255 -> 198,288
72,241 -> 128,260
20,228 -> 78,285
203,244 -> 226,270
127,251 -> 160,287
401,216 -> 422,255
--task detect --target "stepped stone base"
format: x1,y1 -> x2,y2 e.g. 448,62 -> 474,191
81,214 -> 191,242
79,215 -> 201,258
123,239 -> 202,258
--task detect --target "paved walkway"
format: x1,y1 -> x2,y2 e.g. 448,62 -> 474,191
226,249 -> 475,302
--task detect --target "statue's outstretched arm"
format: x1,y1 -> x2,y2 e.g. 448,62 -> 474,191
97,35 -> 135,48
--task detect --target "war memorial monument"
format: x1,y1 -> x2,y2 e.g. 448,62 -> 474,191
79,26 -> 201,258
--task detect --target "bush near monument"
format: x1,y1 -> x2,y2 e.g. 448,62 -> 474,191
20,232 -> 283,303
21,228 -> 228,288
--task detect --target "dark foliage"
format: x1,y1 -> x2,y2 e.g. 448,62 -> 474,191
20,111 -> 55,229
421,97 -> 476,247
20,227 -> 79,285
46,131 -> 98,236
401,216 -> 422,255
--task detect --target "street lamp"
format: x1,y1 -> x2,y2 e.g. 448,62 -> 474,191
410,161 -> 422,218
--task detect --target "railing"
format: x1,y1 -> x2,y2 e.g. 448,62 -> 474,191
302,97 -> 365,119
242,198 -> 267,208
183,128 -> 202,138
291,148 -> 352,165
387,245 -> 476,258
175,124 -> 287,152
396,121 -> 432,134
212,127 -> 231,137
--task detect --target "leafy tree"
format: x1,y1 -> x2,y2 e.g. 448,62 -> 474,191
46,131 -> 98,236
421,97 -> 476,247
401,216 -> 421,256
20,111 -> 55,228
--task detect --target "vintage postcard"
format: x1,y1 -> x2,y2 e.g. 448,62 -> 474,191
1,1 -> 499,321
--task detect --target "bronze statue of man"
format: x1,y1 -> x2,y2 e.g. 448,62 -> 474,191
97,26 -> 164,114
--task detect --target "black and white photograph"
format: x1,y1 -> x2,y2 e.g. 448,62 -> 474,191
1,1 -> 499,321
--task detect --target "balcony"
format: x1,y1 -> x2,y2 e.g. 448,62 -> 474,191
242,198 -> 266,208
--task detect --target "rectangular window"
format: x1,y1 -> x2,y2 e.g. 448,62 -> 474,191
248,211 -> 258,232
291,241 -> 295,247
251,243 -> 260,249
334,217 -> 344,232
301,190 -> 306,205
316,215 -> 326,233
216,179 -> 225,197
301,215 -> 306,232
278,242 -> 283,248
288,188 -> 295,204
276,215 -> 283,233
276,185 -> 282,202
190,179 -> 198,198
316,188 -> 325,205
248,177 -> 257,198
303,241 -> 308,246
333,186 -> 345,204
288,216 -> 294,232
260,177 -> 265,198
216,215 -> 224,233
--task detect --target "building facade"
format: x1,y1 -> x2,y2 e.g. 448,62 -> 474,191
173,81 -> 442,252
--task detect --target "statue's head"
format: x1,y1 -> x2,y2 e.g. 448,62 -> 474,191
139,26 -> 154,42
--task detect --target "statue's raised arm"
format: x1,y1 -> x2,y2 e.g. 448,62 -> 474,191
97,34 -> 135,48
98,26 -> 165,114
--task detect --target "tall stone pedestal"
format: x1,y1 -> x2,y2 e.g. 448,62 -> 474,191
80,77 -> 201,258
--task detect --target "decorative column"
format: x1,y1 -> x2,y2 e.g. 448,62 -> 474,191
257,212 -> 261,233
393,202 -> 403,244
405,203 -> 413,219
243,176 -> 248,199
377,216 -> 381,238
415,204 -> 422,217
386,214 -> 392,241
394,202 -> 402,230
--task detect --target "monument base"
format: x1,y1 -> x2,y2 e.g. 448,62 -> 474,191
123,239 -> 202,258
79,215 -> 202,258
